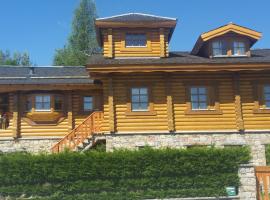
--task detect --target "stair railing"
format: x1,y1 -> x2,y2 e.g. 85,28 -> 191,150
51,111 -> 103,153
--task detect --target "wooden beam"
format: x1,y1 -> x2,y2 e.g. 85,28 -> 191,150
165,74 -> 175,132
67,91 -> 73,131
233,73 -> 244,131
160,28 -> 166,58
12,92 -> 21,138
108,28 -> 114,58
108,77 -> 115,133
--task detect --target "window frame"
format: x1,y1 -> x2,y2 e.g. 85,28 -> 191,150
126,84 -> 156,116
125,33 -> 147,48
233,41 -> 246,56
83,96 -> 94,112
212,40 -> 227,57
34,94 -> 51,112
190,86 -> 208,111
120,31 -> 152,52
184,81 -> 222,115
130,87 -> 149,112
253,82 -> 270,114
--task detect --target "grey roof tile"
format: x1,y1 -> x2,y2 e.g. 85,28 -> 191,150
0,66 -> 93,85
87,49 -> 270,66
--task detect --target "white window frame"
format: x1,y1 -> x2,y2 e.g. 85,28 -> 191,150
35,95 -> 51,112
125,33 -> 147,48
212,41 -> 227,57
190,87 -> 208,110
131,87 -> 149,111
83,96 -> 93,112
233,41 -> 246,56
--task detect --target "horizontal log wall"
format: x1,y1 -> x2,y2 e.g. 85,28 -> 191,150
100,73 -> 270,132
0,90 -> 103,138
103,28 -> 169,58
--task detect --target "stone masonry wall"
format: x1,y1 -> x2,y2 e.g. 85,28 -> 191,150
0,138 -> 60,153
105,132 -> 270,166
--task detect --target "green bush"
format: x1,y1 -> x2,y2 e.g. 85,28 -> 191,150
0,147 -> 250,200
265,145 -> 270,165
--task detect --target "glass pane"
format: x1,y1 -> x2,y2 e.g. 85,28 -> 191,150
191,94 -> 198,102
43,102 -> 50,110
212,42 -> 220,49
35,96 -> 42,102
140,88 -> 148,95
43,95 -> 50,103
132,103 -> 140,111
84,102 -> 93,111
132,95 -> 140,102
140,103 -> 148,110
264,86 -> 270,93
84,96 -> 92,103
140,95 -> 148,103
199,102 -> 207,109
126,34 -> 146,47
213,49 -> 221,56
190,87 -> 198,95
131,88 -> 140,95
199,95 -> 207,102
265,94 -> 270,101
35,102 -> 43,110
198,87 -> 206,94
266,101 -> 270,108
191,102 -> 199,110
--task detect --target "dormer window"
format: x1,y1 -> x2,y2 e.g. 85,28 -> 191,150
125,33 -> 147,47
212,41 -> 227,57
233,41 -> 246,56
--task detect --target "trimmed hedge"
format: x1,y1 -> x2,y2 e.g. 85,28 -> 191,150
0,147 -> 250,200
266,144 -> 270,165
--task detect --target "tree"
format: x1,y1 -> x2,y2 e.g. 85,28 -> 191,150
53,0 -> 99,66
0,50 -> 32,66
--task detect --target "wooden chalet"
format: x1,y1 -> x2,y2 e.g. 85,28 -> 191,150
1,13 -> 270,165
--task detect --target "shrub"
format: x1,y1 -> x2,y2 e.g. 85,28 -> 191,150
0,147 -> 250,199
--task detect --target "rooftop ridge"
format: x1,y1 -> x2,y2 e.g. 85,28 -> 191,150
96,12 -> 177,21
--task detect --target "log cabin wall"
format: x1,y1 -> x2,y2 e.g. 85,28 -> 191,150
0,89 -> 103,138
101,72 -> 239,133
102,28 -> 169,58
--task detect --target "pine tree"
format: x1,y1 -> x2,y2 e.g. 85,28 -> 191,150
53,0 -> 99,66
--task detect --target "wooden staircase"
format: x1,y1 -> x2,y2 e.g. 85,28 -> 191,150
51,111 -> 103,153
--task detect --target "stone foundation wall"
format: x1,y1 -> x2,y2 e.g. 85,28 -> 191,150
0,138 -> 60,153
106,132 -> 270,166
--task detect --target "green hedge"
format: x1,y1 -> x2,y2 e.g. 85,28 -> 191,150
265,145 -> 270,165
0,147 -> 250,200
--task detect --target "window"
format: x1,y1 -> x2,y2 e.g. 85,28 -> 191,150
125,33 -> 147,47
190,87 -> 208,110
83,96 -> 93,112
35,95 -> 51,111
54,95 -> 63,111
212,41 -> 227,56
233,41 -> 246,56
263,86 -> 270,108
131,87 -> 149,111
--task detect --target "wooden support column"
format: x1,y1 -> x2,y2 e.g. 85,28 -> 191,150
108,28 -> 114,58
67,91 -> 73,131
233,73 -> 244,131
165,74 -> 175,132
108,77 -> 115,133
12,92 -> 21,138
160,28 -> 166,58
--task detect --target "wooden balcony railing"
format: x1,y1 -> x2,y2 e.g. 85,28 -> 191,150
256,166 -> 270,200
51,111 -> 103,153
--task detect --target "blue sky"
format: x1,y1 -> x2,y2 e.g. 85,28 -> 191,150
0,0 -> 269,65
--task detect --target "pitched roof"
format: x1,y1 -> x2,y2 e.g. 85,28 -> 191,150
191,23 -> 262,55
87,49 -> 270,66
96,13 -> 177,22
0,66 -> 93,85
